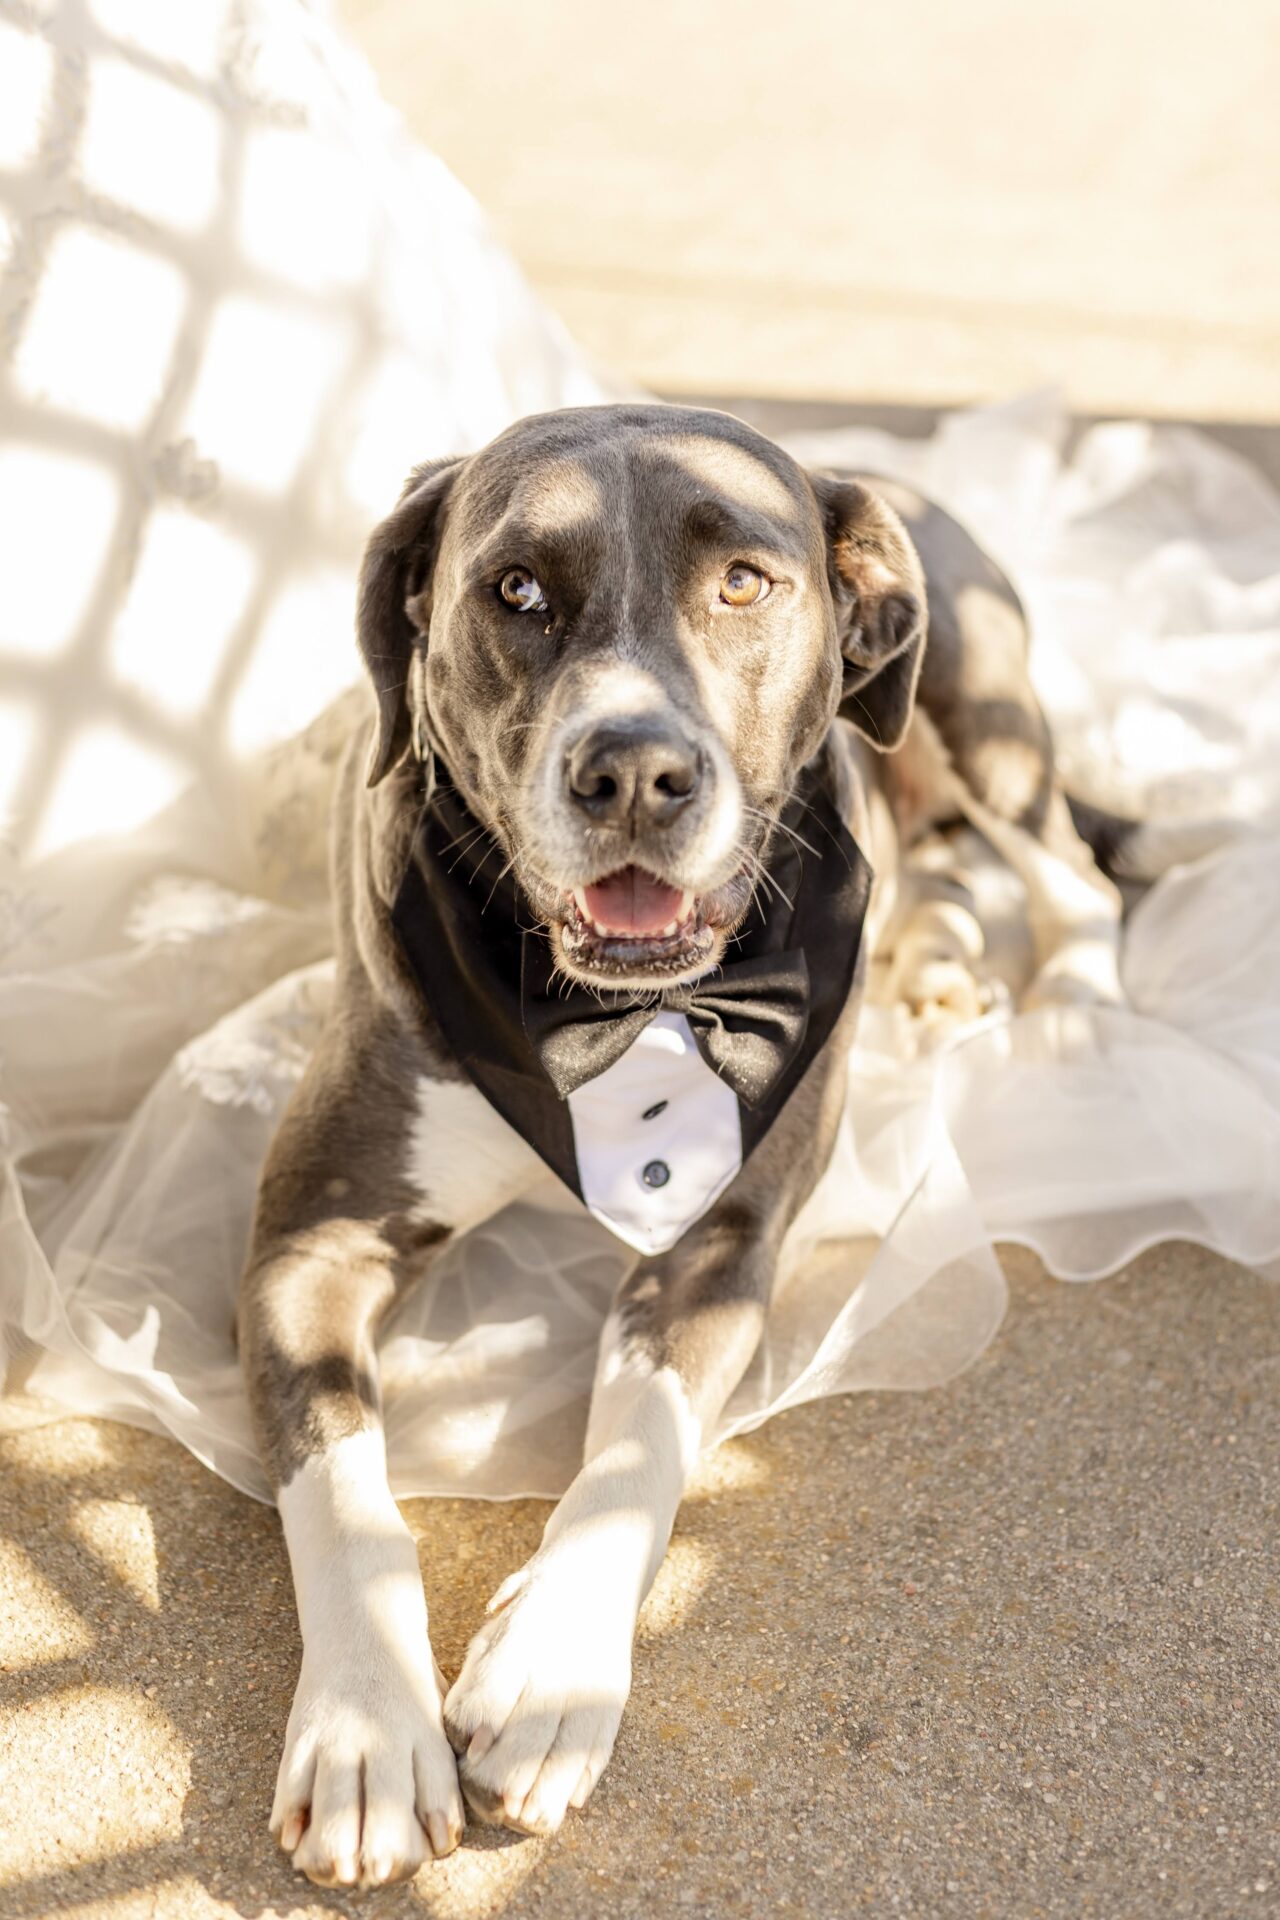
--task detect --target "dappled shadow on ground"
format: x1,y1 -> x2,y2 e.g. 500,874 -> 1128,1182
1,1246 -> 1277,1919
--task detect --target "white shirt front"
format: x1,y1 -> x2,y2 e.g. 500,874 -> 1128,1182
566,1012 -> 743,1255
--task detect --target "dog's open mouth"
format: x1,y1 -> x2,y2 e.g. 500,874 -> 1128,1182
558,866 -> 719,978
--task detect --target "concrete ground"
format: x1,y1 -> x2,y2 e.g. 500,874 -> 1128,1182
2,1246 -> 1277,1920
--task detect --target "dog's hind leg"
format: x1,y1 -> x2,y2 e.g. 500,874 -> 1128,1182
956,784 -> 1125,1009
900,681 -> 1124,1015
238,1034 -> 468,1889
880,829 -> 1007,1039
889,492 -> 1125,1011
444,1204 -> 776,1837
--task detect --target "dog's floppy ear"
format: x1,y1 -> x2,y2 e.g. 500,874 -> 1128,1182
357,456 -> 464,786
812,475 -> 927,751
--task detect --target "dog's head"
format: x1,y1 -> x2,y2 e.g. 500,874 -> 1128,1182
358,404 -> 924,988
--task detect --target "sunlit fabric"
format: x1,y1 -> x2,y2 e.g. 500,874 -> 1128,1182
0,446 -> 120,660
0,0 -> 600,863
0,20 -> 54,171
13,225 -> 190,434
81,57 -> 223,234
1,4 -> 1278,1503
110,510 -> 258,720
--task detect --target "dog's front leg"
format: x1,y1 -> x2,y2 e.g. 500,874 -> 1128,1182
444,1208 -> 770,1835
241,1210 -> 464,1887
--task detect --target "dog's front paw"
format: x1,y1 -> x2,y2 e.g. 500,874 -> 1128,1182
891,953 -> 999,1043
272,1653 -> 463,1887
443,1549 -> 633,1836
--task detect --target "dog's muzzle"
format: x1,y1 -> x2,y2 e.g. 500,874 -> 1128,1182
528,710 -> 750,985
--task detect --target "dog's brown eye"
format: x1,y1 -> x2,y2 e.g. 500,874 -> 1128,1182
499,567 -> 548,614
720,564 -> 768,607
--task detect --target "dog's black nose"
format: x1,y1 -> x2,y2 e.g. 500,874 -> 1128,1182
566,721 -> 701,827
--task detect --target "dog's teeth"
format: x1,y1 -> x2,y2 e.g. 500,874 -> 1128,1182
660,919 -> 677,937
678,890 -> 695,921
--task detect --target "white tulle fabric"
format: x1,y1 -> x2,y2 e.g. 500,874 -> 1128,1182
2,4 -> 1278,1503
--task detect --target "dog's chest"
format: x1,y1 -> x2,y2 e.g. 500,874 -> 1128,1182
405,1014 -> 742,1254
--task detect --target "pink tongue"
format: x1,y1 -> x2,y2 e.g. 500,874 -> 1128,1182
583,867 -> 683,936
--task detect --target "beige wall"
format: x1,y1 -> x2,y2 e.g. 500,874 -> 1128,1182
339,0 -> 1280,421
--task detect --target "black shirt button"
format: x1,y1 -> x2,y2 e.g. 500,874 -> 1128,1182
641,1159 -> 671,1190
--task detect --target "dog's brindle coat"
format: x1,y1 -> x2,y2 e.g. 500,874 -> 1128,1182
239,404 -> 1120,1886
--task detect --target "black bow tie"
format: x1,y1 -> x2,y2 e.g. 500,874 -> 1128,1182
521,947 -> 812,1105
389,750 -> 871,1204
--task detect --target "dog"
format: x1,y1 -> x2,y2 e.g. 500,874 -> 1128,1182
238,402 -> 1124,1887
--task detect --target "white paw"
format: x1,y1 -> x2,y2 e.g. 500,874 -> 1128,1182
272,1651 -> 463,1887
896,955 -> 996,1034
443,1548 -> 633,1836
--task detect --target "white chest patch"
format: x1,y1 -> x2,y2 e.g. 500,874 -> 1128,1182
567,1013 -> 743,1255
406,1075 -> 545,1235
